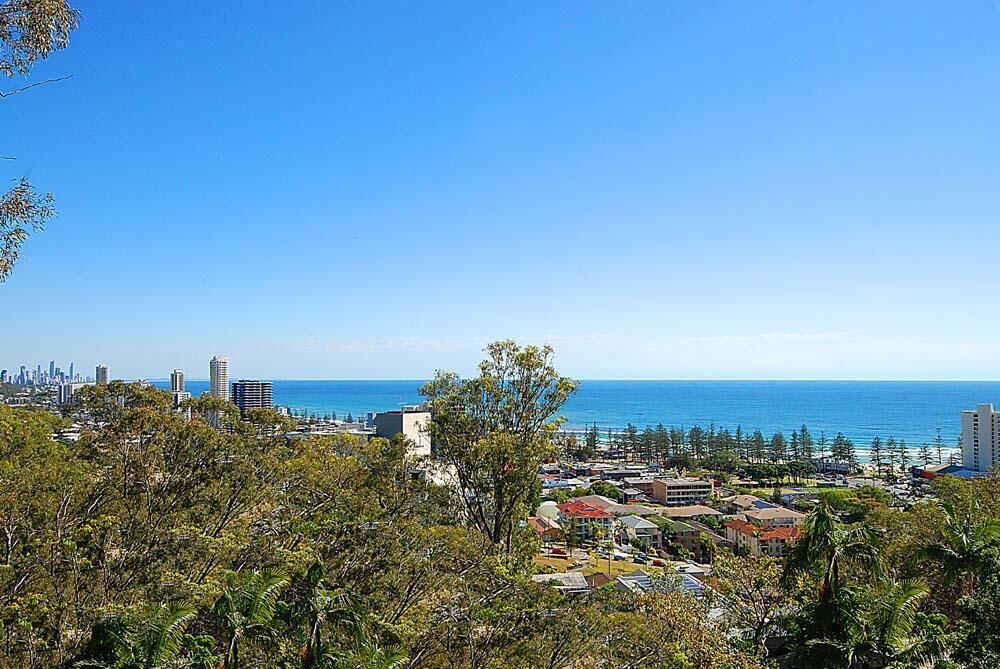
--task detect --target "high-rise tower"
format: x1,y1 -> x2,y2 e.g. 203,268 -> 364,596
95,364 -> 109,385
209,356 -> 230,401
170,369 -> 185,392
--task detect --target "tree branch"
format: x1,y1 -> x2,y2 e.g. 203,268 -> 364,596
0,75 -> 72,99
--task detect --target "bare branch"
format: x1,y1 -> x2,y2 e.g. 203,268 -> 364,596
0,74 -> 71,98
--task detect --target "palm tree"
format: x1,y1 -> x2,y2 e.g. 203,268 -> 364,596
74,603 -> 195,669
213,568 -> 290,669
335,643 -> 409,669
289,560 -> 367,668
916,501 -> 1000,597
809,577 -> 942,669
784,503 -> 883,601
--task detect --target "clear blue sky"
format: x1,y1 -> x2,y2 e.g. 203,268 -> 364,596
3,1 -> 1000,380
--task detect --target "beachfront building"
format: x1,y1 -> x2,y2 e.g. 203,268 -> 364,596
652,477 -> 714,506
725,519 -> 800,557
557,499 -> 613,542
374,407 -> 432,457
962,403 -> 1000,472
231,380 -> 272,416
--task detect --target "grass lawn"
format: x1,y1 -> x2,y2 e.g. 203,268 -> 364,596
534,553 -> 666,578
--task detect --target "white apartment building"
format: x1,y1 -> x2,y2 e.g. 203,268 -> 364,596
209,355 -> 230,401
962,403 -> 1000,472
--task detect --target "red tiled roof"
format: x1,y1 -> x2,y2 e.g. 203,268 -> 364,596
528,516 -> 561,534
725,519 -> 800,541
557,500 -> 612,519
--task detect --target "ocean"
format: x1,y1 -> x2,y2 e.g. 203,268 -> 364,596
152,379 -> 1000,456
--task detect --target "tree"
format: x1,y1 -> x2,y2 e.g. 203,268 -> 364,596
870,437 -> 883,480
420,340 -> 577,549
713,551 -> 791,656
785,503 -> 883,602
918,442 -> 933,466
213,569 -> 290,669
80,603 -> 197,669
935,428 -> 944,465
768,432 -> 787,463
286,560 -> 367,669
915,501 -> 1000,598
800,424 -> 814,460
808,577 -> 939,669
1,0 -> 79,281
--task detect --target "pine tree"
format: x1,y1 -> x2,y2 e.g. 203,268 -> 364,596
898,438 -> 909,475
790,430 -> 801,460
818,431 -> 828,461
769,432 -> 787,463
935,428 -> 944,465
870,436 -> 883,479
885,437 -> 898,480
800,424 -> 814,460
918,442 -> 933,466
751,430 -> 767,463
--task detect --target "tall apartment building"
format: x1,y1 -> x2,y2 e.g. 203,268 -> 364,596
170,369 -> 185,392
231,380 -> 272,415
209,356 -> 230,401
95,364 -> 109,385
962,403 -> 1000,472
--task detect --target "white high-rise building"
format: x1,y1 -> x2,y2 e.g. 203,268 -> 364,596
209,356 -> 230,401
961,403 -> 1000,472
170,369 -> 185,392
95,364 -> 109,385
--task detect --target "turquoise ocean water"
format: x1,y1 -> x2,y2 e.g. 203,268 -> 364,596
153,379 -> 1000,457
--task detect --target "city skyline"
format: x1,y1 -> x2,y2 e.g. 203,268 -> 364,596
4,2 -> 1000,379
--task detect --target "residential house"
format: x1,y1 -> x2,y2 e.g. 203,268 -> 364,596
531,572 -> 591,595
576,495 -> 658,517
724,518 -> 800,557
615,569 -> 705,596
619,514 -> 662,549
528,516 -> 563,543
659,504 -> 723,521
719,494 -> 775,515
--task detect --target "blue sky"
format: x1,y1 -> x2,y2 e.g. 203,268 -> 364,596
2,1 -> 1000,380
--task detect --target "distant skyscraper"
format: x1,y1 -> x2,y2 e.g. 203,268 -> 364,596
49,360 -> 55,379
69,362 -> 74,381
210,356 -> 230,401
171,369 -> 185,392
231,380 -> 272,415
95,364 -> 109,385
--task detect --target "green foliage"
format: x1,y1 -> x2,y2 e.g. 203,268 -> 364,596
420,340 -> 577,548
